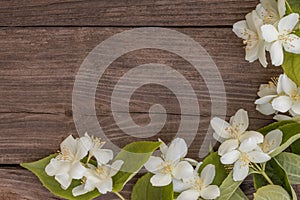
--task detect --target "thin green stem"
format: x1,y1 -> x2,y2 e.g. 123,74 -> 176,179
114,192 -> 126,200
260,170 -> 274,185
86,153 -> 92,165
285,0 -> 294,13
252,163 -> 274,185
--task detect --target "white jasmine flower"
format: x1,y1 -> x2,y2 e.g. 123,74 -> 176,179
144,138 -> 194,187
256,0 -> 286,25
177,164 -> 220,200
255,78 -> 278,115
261,13 -> 300,66
260,129 -> 283,153
45,135 -> 89,189
221,138 -> 271,181
233,10 -> 268,67
272,74 -> 300,114
211,109 -> 264,156
81,133 -> 113,165
72,160 -> 124,196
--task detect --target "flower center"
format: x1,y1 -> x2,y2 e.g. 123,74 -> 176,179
260,141 -> 272,153
91,136 -> 105,150
57,145 -> 74,161
278,34 -> 295,47
239,153 -> 250,165
95,166 -> 109,179
160,162 -> 173,175
191,176 -> 205,192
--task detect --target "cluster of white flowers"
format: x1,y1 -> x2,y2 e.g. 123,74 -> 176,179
45,133 -> 123,196
233,0 -> 300,67
144,138 -> 220,200
211,109 -> 282,181
255,73 -> 300,120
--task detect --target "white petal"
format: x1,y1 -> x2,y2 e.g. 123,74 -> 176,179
231,109 -> 249,134
93,149 -> 113,165
278,13 -> 299,35
282,74 -> 298,96
257,84 -> 277,97
75,139 -> 90,160
218,139 -> 239,156
213,132 -> 226,143
232,20 -> 249,40
278,0 -> 286,18
177,190 -> 199,200
269,41 -> 284,66
248,151 -> 271,163
272,95 -> 293,112
292,102 -> 300,115
245,42 -> 259,63
258,42 -> 268,68
255,95 -> 277,104
201,185 -> 221,200
144,156 -> 164,173
210,117 -> 232,139
95,178 -> 113,194
110,160 -> 124,176
221,150 -> 240,164
45,158 -> 70,176
240,131 -> 264,144
239,138 -> 258,153
233,160 -> 249,181
273,114 -> 292,121
200,164 -> 215,187
79,133 -> 93,153
261,25 -> 279,43
172,179 -> 191,193
277,74 -> 284,94
265,129 -> 283,152
166,138 -> 187,161
173,161 -> 194,180
256,103 -> 276,115
158,138 -> 168,155
69,161 -> 86,179
60,135 -> 77,156
55,174 -> 72,190
150,173 -> 172,187
72,184 -> 89,196
283,34 -> 300,54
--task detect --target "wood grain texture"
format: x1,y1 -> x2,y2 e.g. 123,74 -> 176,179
0,27 -> 283,164
0,0 -> 258,26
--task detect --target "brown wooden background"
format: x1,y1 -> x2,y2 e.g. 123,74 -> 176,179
0,0 -> 298,199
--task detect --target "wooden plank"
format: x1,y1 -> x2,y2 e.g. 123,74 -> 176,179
0,0 -> 258,26
0,27 -> 283,164
0,168 -> 299,199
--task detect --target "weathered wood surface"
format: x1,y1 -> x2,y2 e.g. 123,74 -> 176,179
0,0 -> 298,199
0,0 -> 257,27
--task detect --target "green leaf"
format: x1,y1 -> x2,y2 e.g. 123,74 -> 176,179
198,152 -> 227,186
21,154 -> 100,200
216,172 -> 243,200
286,0 -> 300,14
131,173 -> 173,200
229,188 -> 248,200
276,123 -> 300,154
254,185 -> 290,200
276,152 -> 300,184
253,159 -> 295,199
257,120 -> 297,135
112,141 -> 161,192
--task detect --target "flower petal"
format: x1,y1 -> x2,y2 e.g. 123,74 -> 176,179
261,25 -> 279,43
177,190 -> 199,200
45,158 -> 70,176
240,131 -> 264,144
95,178 -> 113,194
218,139 -> 239,156
282,74 -> 297,96
248,151 -> 271,163
256,103 -> 276,115
239,138 -> 258,153
255,95 -> 277,104
158,138 -> 168,155
231,109 -> 249,134
72,184 -> 89,196
210,117 -> 232,139
110,160 -> 124,176
258,41 -> 268,68
93,149 -> 113,165
292,102 -> 300,115
55,174 -> 72,190
60,135 -> 77,156
221,150 -> 240,164
150,173 -> 172,187
272,95 -> 292,113
69,161 -> 86,179
144,156 -> 164,173
201,185 -> 221,200
269,41 -> 284,66
273,114 -> 292,121
200,164 -> 215,187
278,13 -> 299,35
172,179 -> 191,193
173,161 -> 194,180
265,129 -> 283,152
165,138 -> 187,161
278,0 -> 286,18
283,34 -> 300,54
233,160 -> 249,181
257,84 -> 277,97
232,20 -> 249,40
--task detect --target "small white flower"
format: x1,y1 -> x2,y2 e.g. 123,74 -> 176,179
81,133 -> 114,165
144,138 -> 194,187
45,135 -> 89,189
233,10 -> 268,67
261,13 -> 300,66
177,164 -> 220,200
221,138 -> 271,181
72,160 -> 123,196
256,0 -> 286,25
211,109 -> 264,156
260,129 -> 283,153
272,74 -> 300,114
